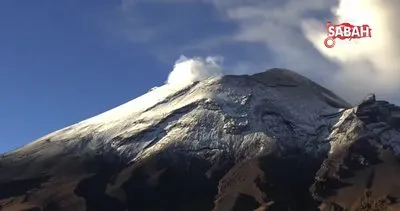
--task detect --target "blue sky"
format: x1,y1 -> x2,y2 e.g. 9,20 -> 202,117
1,0 -> 399,153
0,0 -> 167,152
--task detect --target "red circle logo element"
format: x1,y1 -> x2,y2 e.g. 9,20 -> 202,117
324,37 -> 335,48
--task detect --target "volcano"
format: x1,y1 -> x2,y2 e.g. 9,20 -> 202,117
1,68 -> 400,211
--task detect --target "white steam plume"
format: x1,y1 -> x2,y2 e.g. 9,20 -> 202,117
166,55 -> 223,86
84,55 -> 223,124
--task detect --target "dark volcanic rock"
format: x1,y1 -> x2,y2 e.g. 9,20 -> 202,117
116,151 -> 221,211
214,152 -> 321,211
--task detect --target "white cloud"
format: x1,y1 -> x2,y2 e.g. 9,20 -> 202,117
166,55 -> 224,86
115,0 -> 400,104
211,0 -> 400,104
302,0 -> 400,101
212,0 -> 339,83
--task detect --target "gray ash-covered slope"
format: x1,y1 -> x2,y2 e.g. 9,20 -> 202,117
0,68 -> 399,211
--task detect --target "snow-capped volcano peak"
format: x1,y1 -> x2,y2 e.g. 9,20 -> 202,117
2,68 -> 400,211
7,68 -> 349,165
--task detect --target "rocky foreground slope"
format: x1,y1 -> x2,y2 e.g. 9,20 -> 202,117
0,68 -> 400,211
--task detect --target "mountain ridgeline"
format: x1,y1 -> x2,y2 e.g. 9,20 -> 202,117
1,68 -> 400,211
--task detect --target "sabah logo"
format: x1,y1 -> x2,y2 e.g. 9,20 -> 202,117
324,21 -> 372,48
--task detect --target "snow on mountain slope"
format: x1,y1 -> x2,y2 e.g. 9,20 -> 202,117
1,68 -> 350,179
3,68 -> 400,211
